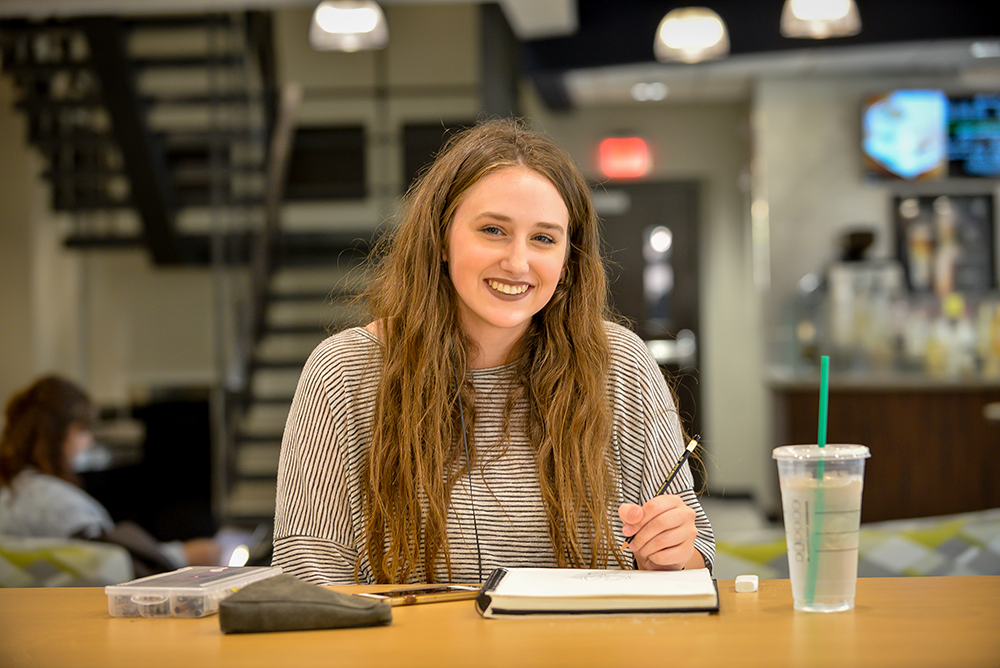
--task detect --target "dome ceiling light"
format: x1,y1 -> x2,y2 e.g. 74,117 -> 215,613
780,0 -> 862,39
310,0 -> 389,52
654,7 -> 730,64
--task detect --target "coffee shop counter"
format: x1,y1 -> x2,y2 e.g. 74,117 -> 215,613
768,366 -> 1000,523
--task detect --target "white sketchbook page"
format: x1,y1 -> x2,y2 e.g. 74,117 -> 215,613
492,568 -> 714,599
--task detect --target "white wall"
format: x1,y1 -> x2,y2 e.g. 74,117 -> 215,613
82,251 -> 217,405
0,75 -> 44,410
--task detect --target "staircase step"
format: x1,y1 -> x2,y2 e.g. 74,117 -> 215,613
148,92 -> 265,105
126,23 -> 241,59
157,129 -> 266,147
252,395 -> 296,406
177,191 -> 264,208
175,180 -> 265,198
225,480 -> 276,521
275,232 -> 379,268
237,432 -> 283,445
265,300 -> 361,330
271,266 -> 367,294
268,306 -> 367,333
268,289 -> 357,303
240,403 -> 291,434
235,443 -> 281,478
256,332 -> 326,361
136,69 -> 261,101
250,368 -> 302,398
253,358 -> 307,371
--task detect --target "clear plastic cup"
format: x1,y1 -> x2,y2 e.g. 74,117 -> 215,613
773,444 -> 871,613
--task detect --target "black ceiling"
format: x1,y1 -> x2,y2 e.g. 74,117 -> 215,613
520,0 -> 1000,73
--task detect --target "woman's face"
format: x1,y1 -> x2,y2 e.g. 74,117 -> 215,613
444,166 -> 569,359
64,422 -> 94,464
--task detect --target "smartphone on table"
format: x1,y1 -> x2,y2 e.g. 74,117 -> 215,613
355,584 -> 480,606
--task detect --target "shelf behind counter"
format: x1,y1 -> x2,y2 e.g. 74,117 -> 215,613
768,367 -> 1000,523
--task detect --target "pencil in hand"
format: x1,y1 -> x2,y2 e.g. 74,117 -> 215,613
621,435 -> 701,549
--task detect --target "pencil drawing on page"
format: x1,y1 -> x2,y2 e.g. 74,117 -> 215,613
572,570 -> 635,582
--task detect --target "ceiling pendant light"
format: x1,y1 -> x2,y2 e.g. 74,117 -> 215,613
780,0 -> 861,39
654,7 -> 730,64
310,0 -> 389,52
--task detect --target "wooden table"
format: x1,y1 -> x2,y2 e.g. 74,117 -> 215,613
1,577 -> 998,668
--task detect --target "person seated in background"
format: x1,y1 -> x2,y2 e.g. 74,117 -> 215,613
0,375 -> 222,575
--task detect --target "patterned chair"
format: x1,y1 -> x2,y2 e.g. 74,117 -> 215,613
0,535 -> 133,587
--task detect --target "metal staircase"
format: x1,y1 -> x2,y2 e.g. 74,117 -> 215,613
0,12 -> 274,262
1,12 -> 377,528
227,233 -> 374,523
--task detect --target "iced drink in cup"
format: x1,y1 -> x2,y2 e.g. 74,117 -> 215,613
773,444 -> 871,613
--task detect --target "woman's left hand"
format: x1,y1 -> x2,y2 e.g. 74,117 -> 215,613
618,495 -> 703,571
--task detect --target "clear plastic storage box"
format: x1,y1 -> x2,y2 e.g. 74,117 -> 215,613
105,565 -> 281,618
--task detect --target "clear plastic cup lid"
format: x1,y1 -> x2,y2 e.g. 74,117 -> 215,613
772,444 -> 870,460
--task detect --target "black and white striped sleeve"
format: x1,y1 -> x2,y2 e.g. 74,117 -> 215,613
609,324 -> 716,572
272,336 -> 361,584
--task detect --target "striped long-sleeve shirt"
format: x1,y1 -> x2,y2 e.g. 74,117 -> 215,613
272,321 -> 715,584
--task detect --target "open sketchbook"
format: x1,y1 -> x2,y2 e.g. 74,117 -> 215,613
475,567 -> 719,618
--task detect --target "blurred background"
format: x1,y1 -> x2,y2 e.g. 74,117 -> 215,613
0,1 -> 998,559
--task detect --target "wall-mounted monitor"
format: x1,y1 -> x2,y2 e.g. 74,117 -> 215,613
862,91 -> 1000,181
949,94 -> 1000,178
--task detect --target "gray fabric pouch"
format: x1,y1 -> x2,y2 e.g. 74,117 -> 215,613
219,573 -> 392,634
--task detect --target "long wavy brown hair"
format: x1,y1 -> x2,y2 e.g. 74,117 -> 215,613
0,375 -> 94,487
362,117 -> 623,583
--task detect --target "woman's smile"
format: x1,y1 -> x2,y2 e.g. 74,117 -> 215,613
486,279 -> 531,296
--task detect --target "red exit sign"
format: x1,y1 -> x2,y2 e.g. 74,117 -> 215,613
598,136 -> 651,179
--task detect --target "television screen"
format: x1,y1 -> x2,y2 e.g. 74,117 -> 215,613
862,90 -> 1000,180
862,90 -> 948,180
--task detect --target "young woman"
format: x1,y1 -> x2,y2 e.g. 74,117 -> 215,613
0,375 -> 221,571
273,118 -> 714,584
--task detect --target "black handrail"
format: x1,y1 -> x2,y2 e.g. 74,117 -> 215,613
243,82 -> 302,387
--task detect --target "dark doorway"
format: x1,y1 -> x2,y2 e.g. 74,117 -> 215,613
594,180 -> 704,487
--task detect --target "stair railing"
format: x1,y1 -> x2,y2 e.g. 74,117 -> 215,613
243,81 -> 302,391
212,81 -> 300,523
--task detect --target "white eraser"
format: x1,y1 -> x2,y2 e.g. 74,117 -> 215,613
735,575 -> 759,593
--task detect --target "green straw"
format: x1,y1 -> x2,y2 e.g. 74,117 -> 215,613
805,355 -> 829,606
